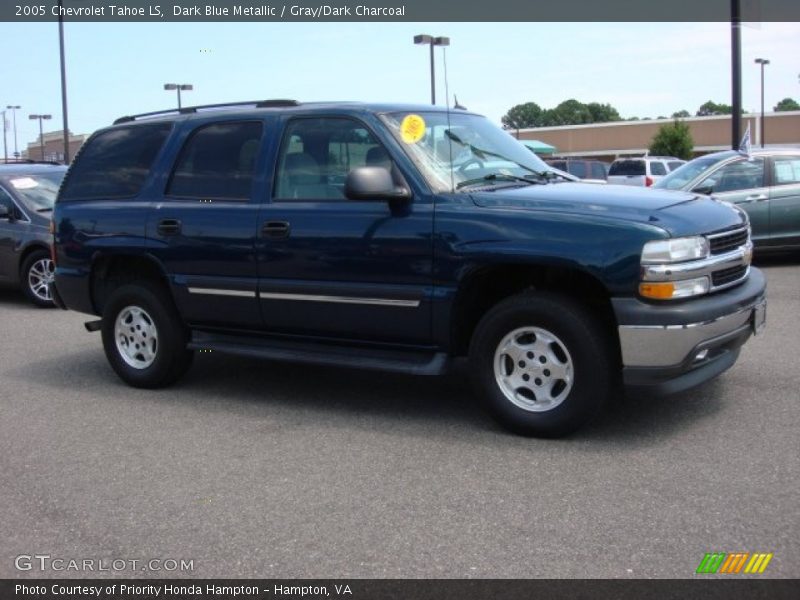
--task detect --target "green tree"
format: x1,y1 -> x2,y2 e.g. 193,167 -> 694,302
586,102 -> 622,123
501,102 -> 543,130
696,100 -> 733,116
649,120 -> 694,160
672,109 -> 691,118
546,99 -> 593,125
774,97 -> 800,112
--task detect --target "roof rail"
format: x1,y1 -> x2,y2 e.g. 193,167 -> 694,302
113,99 -> 300,125
0,158 -> 62,165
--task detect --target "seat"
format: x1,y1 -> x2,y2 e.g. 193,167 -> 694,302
278,152 -> 330,199
366,146 -> 392,170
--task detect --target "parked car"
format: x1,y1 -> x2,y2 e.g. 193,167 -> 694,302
654,149 -> 800,251
52,101 -> 765,437
607,156 -> 683,187
0,162 -> 67,306
545,159 -> 608,184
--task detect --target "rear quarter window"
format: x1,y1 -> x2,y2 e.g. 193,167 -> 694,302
650,162 -> 667,176
59,123 -> 172,201
609,160 -> 645,176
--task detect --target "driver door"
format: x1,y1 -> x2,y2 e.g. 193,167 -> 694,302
256,116 -> 434,344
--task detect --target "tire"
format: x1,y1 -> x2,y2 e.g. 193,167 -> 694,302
20,249 -> 56,308
469,291 -> 611,438
101,281 -> 193,388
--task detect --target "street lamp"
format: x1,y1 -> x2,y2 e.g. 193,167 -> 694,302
754,58 -> 770,147
29,114 -> 52,161
6,105 -> 21,158
164,83 -> 193,110
413,35 -> 450,105
1,110 -> 8,161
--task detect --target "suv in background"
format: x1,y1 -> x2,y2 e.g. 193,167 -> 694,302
608,156 -> 684,187
545,159 -> 608,184
52,100 -> 765,437
0,161 -> 67,306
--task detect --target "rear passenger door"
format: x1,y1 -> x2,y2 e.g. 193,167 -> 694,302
147,119 -> 267,328
768,155 -> 800,248
255,116 -> 434,344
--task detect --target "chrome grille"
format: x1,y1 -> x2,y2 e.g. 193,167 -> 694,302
708,227 -> 749,255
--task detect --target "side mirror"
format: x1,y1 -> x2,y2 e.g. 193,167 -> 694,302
0,205 -> 11,219
344,167 -> 411,201
692,185 -> 713,195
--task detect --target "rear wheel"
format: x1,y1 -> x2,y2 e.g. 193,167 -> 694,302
469,292 -> 611,437
20,249 -> 55,308
101,282 -> 193,388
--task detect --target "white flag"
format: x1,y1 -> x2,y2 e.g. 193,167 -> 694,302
739,123 -> 751,158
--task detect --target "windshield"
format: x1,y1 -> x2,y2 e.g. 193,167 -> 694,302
654,156 -> 721,190
380,111 -> 552,192
3,171 -> 66,211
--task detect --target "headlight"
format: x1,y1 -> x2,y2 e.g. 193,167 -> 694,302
639,276 -> 710,300
641,236 -> 709,264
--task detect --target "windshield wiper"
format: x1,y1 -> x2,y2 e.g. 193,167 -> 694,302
36,207 -> 54,213
456,173 -> 543,190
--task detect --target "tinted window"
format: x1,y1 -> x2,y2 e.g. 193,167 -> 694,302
168,121 -> 263,200
700,158 -> 765,193
591,162 -> 607,180
548,160 -> 566,171
772,157 -> 800,185
650,162 -> 667,176
0,186 -> 16,216
274,118 -> 390,200
6,172 -> 65,211
609,160 -> 645,176
668,161 -> 685,171
567,161 -> 588,178
59,123 -> 171,200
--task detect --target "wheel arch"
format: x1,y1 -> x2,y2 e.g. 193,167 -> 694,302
450,262 -> 620,362
89,252 -> 175,316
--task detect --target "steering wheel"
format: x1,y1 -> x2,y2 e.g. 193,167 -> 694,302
457,158 -> 485,173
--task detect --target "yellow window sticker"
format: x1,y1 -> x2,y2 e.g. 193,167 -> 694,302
400,114 -> 426,144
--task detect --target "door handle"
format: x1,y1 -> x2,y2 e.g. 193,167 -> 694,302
745,194 -> 768,202
157,218 -> 181,235
262,221 -> 290,238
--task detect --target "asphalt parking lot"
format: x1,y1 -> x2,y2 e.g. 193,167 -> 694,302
1,257 -> 798,579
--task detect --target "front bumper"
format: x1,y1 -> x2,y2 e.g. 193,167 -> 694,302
613,267 -> 766,395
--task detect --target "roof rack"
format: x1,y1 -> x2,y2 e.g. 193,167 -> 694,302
113,99 -> 301,124
0,158 -> 62,165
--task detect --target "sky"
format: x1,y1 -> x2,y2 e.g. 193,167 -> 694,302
0,21 -> 798,152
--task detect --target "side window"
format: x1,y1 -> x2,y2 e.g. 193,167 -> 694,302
591,162 -> 607,180
59,123 -> 172,200
0,186 -> 18,218
701,158 -> 765,193
650,162 -> 667,176
568,162 -> 588,178
167,121 -> 263,200
668,161 -> 684,171
274,118 -> 391,200
772,157 -> 800,186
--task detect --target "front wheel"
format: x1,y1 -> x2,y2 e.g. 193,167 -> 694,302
469,292 -> 612,437
101,282 -> 193,388
20,250 -> 56,308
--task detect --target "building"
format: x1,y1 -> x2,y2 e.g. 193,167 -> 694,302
516,111 -> 800,161
22,130 -> 87,164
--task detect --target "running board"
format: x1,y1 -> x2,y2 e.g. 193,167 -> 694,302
188,331 -> 449,376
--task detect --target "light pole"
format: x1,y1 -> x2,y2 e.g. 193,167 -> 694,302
58,0 -> 70,163
29,114 -> 52,161
1,110 -> 7,161
755,58 -> 770,147
413,35 -> 450,105
164,83 -> 193,109
6,105 -> 21,158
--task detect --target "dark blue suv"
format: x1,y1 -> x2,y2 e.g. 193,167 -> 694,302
52,100 -> 766,437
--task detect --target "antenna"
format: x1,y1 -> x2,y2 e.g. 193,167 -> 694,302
442,46 -> 455,192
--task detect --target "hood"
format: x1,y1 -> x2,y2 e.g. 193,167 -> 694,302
470,182 -> 746,237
